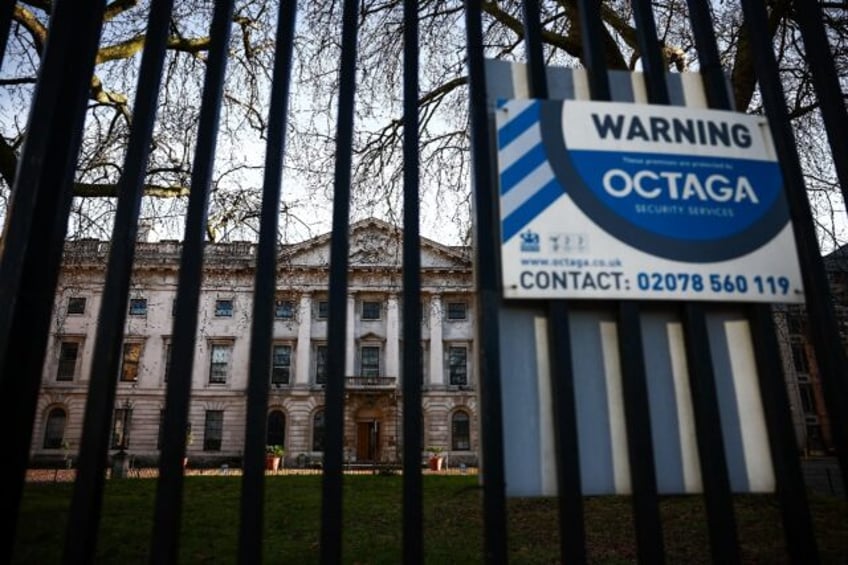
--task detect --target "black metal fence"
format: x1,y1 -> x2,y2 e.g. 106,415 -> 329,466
0,1 -> 846,563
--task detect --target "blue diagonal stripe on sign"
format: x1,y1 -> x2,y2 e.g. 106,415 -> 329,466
500,161 -> 555,219
502,178 -> 563,242
498,101 -> 539,149
500,142 -> 547,195
498,125 -> 542,172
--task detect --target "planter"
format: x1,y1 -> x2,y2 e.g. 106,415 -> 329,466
266,456 -> 281,472
428,456 -> 444,471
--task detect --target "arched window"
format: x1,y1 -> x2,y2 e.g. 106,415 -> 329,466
312,409 -> 325,452
451,410 -> 470,451
43,407 -> 67,449
267,410 -> 286,448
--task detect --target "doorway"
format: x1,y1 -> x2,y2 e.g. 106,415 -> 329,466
356,420 -> 380,462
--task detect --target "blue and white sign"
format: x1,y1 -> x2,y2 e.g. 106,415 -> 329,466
497,99 -> 804,303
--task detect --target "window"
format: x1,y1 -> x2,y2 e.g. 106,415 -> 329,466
111,407 -> 132,449
275,299 -> 294,320
43,408 -> 67,449
361,346 -> 380,377
267,410 -> 286,447
448,346 -> 468,385
67,297 -> 86,315
204,410 -> 224,451
447,301 -> 467,320
120,342 -> 142,383
362,300 -> 381,320
171,298 -> 177,317
163,341 -> 172,382
215,299 -> 234,317
128,298 -> 147,316
314,344 -> 328,384
312,410 -> 325,451
452,411 -> 471,451
799,383 -> 816,415
209,344 -> 232,384
271,344 -> 292,385
56,341 -> 80,381
317,300 -> 329,320
791,342 -> 809,374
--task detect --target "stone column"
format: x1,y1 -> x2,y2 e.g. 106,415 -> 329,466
345,294 -> 355,376
295,294 -> 312,384
385,294 -> 399,379
429,295 -> 444,385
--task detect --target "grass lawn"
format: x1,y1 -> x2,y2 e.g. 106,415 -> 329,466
12,474 -> 848,564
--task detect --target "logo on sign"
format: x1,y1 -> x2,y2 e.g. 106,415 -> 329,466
533,101 -> 790,263
520,230 -> 540,252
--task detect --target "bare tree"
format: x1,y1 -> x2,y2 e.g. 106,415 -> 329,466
1,0 -> 846,248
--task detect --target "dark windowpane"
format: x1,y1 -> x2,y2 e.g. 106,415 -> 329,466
362,301 -> 381,320
267,410 -> 286,446
57,342 -> 79,381
452,411 -> 470,451
275,300 -> 294,319
204,410 -> 224,451
791,343 -> 809,373
215,299 -> 234,317
272,345 -> 292,385
43,408 -> 66,449
129,298 -> 147,316
67,297 -> 86,315
447,302 -> 467,320
163,343 -> 172,382
312,410 -> 325,451
449,346 -> 468,385
316,345 -> 328,384
361,346 -> 380,377
317,301 -> 329,319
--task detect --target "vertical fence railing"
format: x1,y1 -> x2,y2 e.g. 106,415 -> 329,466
320,0 -> 360,562
520,2 -> 588,562
464,1 -> 510,563
3,1 -> 848,564
150,1 -> 236,562
62,0 -> 175,562
238,2 -> 298,564
630,1 -> 742,561
575,0 -> 667,560
401,0 -> 424,563
0,2 -> 107,562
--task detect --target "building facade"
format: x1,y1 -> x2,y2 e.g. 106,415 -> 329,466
773,245 -> 848,456
33,218 -> 479,468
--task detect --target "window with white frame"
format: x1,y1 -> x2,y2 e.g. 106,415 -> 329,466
451,410 -> 471,451
448,345 -> 468,385
209,343 -> 232,384
215,299 -> 234,317
56,340 -> 80,381
361,300 -> 381,320
67,297 -> 86,315
128,298 -> 147,316
315,344 -> 328,384
271,344 -> 292,385
446,301 -> 467,320
316,300 -> 329,320
275,299 -> 294,320
203,410 -> 224,451
120,342 -> 142,383
360,345 -> 380,377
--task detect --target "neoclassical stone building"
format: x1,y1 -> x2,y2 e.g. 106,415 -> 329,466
33,218 -> 478,468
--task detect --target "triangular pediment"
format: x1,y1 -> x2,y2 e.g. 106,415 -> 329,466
281,218 -> 470,270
